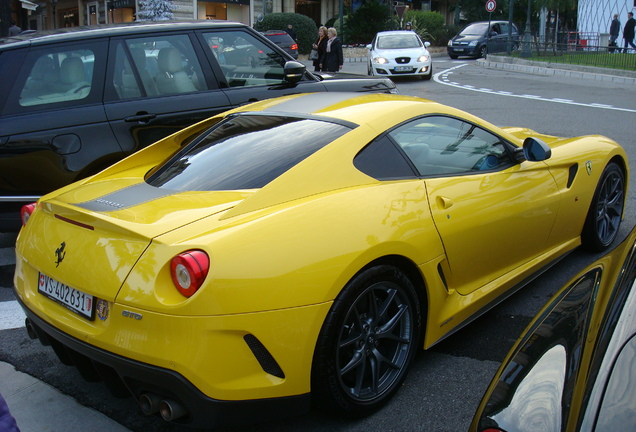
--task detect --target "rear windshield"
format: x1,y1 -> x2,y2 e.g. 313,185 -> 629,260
147,115 -> 351,191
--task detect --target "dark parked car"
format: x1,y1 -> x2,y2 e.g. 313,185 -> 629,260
447,21 -> 519,59
470,225 -> 636,432
262,30 -> 298,59
0,21 -> 396,230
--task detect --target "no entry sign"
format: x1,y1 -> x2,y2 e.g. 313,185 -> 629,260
486,0 -> 496,12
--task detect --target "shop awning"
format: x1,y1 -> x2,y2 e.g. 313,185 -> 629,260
20,0 -> 38,11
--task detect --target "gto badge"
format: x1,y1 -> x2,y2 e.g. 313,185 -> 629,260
585,161 -> 593,175
54,242 -> 66,267
96,299 -> 109,321
122,310 -> 143,320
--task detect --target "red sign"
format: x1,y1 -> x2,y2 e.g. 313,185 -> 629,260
485,0 -> 496,12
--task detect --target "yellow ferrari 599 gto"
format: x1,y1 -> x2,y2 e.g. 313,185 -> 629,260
13,93 -> 628,428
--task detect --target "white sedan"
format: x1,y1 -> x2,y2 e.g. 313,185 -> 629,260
367,30 -> 432,80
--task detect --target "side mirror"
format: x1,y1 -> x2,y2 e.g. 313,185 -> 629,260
424,41 -> 431,48
516,137 -> 552,162
366,43 -> 372,50
284,61 -> 306,84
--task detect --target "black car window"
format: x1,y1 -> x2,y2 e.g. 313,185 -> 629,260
18,47 -> 97,107
388,116 -> 513,176
354,135 -> 417,180
202,30 -> 288,87
114,34 -> 207,97
147,115 -> 351,191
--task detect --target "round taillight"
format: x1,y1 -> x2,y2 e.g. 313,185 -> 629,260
21,203 -> 37,226
170,250 -> 209,297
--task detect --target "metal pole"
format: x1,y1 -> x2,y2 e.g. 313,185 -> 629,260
506,0 -> 514,55
521,0 -> 532,57
339,0 -> 343,44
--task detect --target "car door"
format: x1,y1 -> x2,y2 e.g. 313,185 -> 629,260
104,31 -> 233,153
0,39 -> 114,197
196,29 -> 327,106
389,116 -> 561,295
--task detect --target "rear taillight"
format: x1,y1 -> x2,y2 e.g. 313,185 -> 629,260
291,43 -> 298,51
21,203 -> 37,226
170,250 -> 210,297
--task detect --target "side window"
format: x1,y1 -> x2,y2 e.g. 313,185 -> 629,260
18,47 -> 96,107
354,135 -> 417,180
389,116 -> 512,176
202,30 -> 287,87
113,34 -> 207,98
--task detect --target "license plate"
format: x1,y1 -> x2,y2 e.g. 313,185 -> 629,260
395,66 -> 412,72
455,48 -> 464,52
38,273 -> 95,320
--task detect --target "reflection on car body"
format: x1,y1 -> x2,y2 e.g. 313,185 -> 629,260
471,225 -> 636,432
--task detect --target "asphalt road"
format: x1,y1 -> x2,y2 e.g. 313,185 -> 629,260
1,57 -> 635,432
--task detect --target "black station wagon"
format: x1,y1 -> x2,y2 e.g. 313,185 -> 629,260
0,21 -> 397,230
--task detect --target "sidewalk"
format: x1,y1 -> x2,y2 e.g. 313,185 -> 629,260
306,48 -> 635,85
0,361 -> 130,432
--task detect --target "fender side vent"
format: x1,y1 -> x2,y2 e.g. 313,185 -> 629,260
567,164 -> 578,188
244,334 -> 285,379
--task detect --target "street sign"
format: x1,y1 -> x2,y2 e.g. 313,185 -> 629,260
485,0 -> 496,12
395,4 -> 408,20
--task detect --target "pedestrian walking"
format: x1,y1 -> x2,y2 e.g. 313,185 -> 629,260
8,20 -> 21,36
285,24 -> 297,42
609,13 -> 620,45
623,12 -> 636,53
311,26 -> 328,72
319,27 -> 343,73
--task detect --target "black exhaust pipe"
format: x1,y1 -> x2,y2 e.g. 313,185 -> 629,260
159,399 -> 187,421
25,318 -> 37,340
139,393 -> 162,415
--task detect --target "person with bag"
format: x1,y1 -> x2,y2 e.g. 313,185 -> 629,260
320,27 -> 343,73
311,26 -> 328,72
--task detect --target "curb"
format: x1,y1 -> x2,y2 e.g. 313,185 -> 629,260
477,55 -> 636,85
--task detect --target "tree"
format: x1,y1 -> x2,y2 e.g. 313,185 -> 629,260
343,0 -> 391,44
254,13 -> 318,54
136,0 -> 176,21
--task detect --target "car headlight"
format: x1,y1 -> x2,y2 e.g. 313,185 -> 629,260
469,40 -> 478,46
447,40 -> 453,46
417,55 -> 430,62
373,57 -> 389,64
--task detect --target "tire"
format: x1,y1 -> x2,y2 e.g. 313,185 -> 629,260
582,161 -> 625,252
478,45 -> 487,58
312,265 -> 422,418
367,62 -> 373,76
449,54 -> 458,59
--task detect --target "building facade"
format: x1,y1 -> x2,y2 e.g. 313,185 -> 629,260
577,0 -> 635,39
6,0 -> 453,35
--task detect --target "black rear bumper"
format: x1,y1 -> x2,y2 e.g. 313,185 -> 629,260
16,295 -> 311,429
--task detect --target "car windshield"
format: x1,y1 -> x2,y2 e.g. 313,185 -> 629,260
459,23 -> 489,36
147,115 -> 351,191
377,34 -> 422,49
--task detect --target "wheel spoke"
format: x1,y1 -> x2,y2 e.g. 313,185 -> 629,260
340,350 -> 364,377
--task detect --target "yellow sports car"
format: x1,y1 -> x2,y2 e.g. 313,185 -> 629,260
13,93 -> 628,428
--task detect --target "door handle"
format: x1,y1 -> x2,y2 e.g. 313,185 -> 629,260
124,113 -> 157,123
437,196 -> 454,210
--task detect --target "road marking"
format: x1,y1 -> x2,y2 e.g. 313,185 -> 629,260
434,64 -> 636,113
0,301 -> 26,330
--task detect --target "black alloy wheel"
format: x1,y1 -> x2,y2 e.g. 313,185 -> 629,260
582,161 -> 625,251
312,265 -> 422,417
